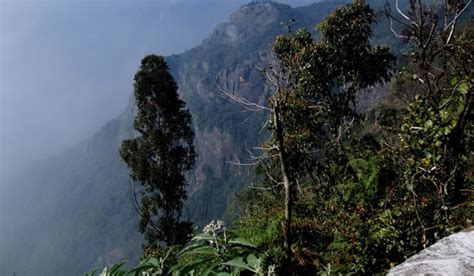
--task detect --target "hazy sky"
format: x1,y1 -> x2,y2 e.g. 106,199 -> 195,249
0,0 -> 316,177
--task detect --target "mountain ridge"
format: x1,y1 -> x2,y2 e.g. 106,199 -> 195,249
0,1 -> 388,275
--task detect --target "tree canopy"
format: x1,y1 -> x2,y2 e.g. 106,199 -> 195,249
120,55 -> 196,250
90,1 -> 472,275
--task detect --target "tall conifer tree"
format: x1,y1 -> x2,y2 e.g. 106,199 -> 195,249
120,55 -> 196,250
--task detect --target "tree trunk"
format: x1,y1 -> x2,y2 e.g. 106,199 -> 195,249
273,99 -> 293,263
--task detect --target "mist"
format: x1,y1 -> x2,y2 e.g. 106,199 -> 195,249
0,0 -> 319,181
0,0 -> 243,179
0,1 -> 350,274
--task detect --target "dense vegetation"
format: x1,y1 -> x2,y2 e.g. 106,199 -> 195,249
1,2 -> 352,274
88,0 -> 473,275
1,1 -> 470,275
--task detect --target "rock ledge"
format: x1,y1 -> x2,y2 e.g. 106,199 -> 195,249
389,228 -> 474,275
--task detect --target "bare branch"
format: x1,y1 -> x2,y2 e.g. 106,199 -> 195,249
226,160 -> 262,166
390,17 -> 411,38
444,0 -> 472,32
249,185 -> 273,191
263,164 -> 283,186
396,0 -> 412,21
265,69 -> 280,88
218,86 -> 271,112
260,114 -> 271,133
438,79 -> 468,109
253,145 -> 279,151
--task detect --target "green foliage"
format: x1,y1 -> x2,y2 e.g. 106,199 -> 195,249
82,2 -> 472,275
171,220 -> 274,275
341,157 -> 380,205
270,0 -> 395,183
386,2 -> 474,248
253,2 -> 396,267
9,2 -> 463,275
234,212 -> 283,250
232,1 -> 472,274
85,257 -> 161,276
120,55 -> 196,249
86,222 -> 274,276
256,0 -> 395,270
229,163 -> 285,250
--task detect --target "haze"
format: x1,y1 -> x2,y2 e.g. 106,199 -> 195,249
0,0 -> 316,179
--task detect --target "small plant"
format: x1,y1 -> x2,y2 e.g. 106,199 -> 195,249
85,222 -> 275,275
170,220 -> 275,275
84,256 -> 160,276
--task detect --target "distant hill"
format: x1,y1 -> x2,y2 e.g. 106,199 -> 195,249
0,1 -> 410,275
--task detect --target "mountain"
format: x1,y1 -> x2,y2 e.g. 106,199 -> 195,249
167,0 -> 351,225
0,1 -> 396,275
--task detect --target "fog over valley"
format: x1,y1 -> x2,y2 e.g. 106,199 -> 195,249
0,0 -> 328,274
1,0 -> 471,275
0,0 -> 253,178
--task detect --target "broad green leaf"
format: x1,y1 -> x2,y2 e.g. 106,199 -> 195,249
229,238 -> 258,249
181,245 -> 216,255
191,234 -> 216,241
84,269 -> 98,276
127,258 -> 159,274
222,257 -> 256,273
108,261 -> 127,275
170,258 -> 208,274
177,259 -> 210,275
201,261 -> 221,276
246,254 -> 259,269
143,257 -> 159,267
458,82 -> 469,94
178,243 -> 206,256
163,245 -> 179,261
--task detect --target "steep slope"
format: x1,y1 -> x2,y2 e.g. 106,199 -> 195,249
167,1 -> 347,224
0,107 -> 140,275
1,1 -> 390,275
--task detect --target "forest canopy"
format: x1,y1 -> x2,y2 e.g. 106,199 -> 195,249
87,0 -> 473,275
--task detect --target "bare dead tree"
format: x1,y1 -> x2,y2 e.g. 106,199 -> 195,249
216,53 -> 297,262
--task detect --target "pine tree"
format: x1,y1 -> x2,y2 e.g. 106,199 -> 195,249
120,55 -> 196,250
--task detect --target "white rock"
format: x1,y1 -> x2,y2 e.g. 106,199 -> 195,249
389,229 -> 474,275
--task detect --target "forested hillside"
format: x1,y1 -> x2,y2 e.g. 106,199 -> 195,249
167,1 -> 354,225
1,2 -> 352,274
0,108 -> 140,275
1,1 -> 472,275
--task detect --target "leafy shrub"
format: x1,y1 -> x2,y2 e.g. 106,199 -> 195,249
171,220 -> 275,275
85,221 -> 275,276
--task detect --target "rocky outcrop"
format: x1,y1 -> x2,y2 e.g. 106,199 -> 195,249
389,228 -> 474,275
